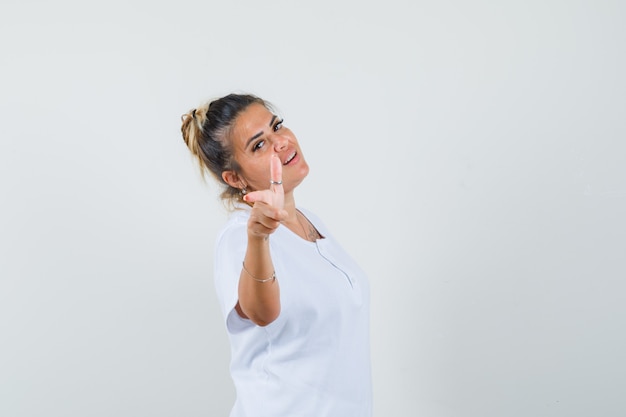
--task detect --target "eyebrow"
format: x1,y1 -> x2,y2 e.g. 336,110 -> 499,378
245,115 -> 277,149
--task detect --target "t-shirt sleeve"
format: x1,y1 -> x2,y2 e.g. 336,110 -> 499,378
214,219 -> 248,325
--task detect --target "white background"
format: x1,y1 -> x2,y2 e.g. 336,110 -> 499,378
1,1 -> 625,416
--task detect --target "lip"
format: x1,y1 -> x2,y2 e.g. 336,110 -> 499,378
283,150 -> 298,165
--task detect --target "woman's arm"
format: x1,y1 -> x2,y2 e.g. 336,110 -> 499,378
236,155 -> 285,326
236,234 -> 280,326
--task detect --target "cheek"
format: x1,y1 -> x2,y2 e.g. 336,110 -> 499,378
242,161 -> 273,189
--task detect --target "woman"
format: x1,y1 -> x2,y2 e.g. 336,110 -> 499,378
181,94 -> 372,416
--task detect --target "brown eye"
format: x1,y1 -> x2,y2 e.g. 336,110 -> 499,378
273,119 -> 284,131
253,139 -> 265,152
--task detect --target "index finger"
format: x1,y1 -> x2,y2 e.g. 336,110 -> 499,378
270,154 -> 283,191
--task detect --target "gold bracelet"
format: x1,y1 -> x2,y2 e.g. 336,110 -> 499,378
242,261 -> 276,283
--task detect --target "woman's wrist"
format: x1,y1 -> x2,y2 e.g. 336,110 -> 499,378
247,231 -> 270,244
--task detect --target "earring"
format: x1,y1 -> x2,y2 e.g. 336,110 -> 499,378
241,186 -> 247,195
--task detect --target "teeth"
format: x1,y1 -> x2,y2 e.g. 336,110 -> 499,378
284,151 -> 296,165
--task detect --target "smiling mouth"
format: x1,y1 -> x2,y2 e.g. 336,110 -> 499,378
284,151 -> 297,165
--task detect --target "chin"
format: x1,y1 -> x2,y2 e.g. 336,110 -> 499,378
297,162 -> 310,182
288,167 -> 309,191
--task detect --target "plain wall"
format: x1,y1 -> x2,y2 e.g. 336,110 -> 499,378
1,1 -> 625,416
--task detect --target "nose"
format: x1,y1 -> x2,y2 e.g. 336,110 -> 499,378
272,134 -> 288,152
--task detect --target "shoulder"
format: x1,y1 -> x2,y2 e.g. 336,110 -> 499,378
215,204 -> 250,248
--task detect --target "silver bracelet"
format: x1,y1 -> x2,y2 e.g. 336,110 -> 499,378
242,261 -> 276,283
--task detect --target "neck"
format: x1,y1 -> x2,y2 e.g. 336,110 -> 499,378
281,190 -> 319,241
283,190 -> 298,222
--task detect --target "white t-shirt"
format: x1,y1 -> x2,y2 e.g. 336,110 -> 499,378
214,205 -> 372,417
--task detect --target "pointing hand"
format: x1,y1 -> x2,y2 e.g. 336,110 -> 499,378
243,155 -> 287,239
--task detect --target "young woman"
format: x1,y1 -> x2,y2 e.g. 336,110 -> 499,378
181,94 -> 372,416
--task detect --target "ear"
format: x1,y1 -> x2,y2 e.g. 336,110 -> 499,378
222,170 -> 245,189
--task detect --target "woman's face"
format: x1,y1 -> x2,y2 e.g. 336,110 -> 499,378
227,103 -> 309,193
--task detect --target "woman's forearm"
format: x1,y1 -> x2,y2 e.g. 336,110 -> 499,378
237,234 -> 280,326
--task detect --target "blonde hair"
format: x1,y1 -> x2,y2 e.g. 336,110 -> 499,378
180,94 -> 268,204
